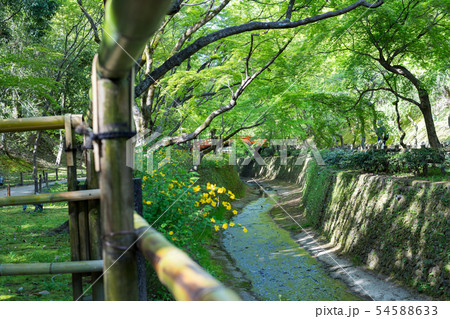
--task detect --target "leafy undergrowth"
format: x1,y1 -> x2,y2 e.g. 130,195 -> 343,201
0,201 -> 72,301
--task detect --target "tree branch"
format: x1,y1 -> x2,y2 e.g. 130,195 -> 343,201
146,36 -> 293,150
77,0 -> 101,44
135,0 -> 384,97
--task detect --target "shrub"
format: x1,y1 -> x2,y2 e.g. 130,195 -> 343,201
322,148 -> 446,175
135,148 -> 246,248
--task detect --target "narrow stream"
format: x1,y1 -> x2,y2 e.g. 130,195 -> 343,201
223,192 -> 359,301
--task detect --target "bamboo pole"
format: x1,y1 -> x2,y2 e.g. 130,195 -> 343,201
0,115 -> 83,133
94,0 -> 174,301
0,260 -> 103,276
133,178 -> 147,301
96,73 -> 139,301
0,189 -> 100,207
134,214 -> 241,301
86,104 -> 104,301
65,117 -> 83,301
78,185 -> 90,262
98,0 -> 172,79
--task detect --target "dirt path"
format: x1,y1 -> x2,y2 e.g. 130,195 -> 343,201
0,182 -> 64,197
0,179 -> 85,197
248,179 -> 430,301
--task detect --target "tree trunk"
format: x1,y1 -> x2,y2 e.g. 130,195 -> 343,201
358,115 -> 366,149
379,61 -> 440,148
394,100 -> 406,149
55,130 -> 64,166
419,99 -> 440,148
32,131 -> 42,179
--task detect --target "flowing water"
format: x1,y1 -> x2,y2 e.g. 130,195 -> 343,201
222,193 -> 359,301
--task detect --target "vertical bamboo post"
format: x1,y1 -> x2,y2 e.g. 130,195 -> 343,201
65,114 -> 83,300
56,168 -> 58,181
78,184 -> 90,262
38,175 -> 42,193
94,60 -> 138,301
85,103 -> 104,301
134,178 -> 147,301
6,185 -> 10,197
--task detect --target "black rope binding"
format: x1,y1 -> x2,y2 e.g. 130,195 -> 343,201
102,230 -> 137,252
75,123 -> 136,150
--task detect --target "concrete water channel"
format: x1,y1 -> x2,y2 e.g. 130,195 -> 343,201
222,192 -> 360,301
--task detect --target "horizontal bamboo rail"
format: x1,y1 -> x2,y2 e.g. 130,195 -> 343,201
0,260 -> 103,276
0,115 -> 83,133
0,189 -> 100,207
133,213 -> 241,301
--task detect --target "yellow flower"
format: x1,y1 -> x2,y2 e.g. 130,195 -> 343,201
214,225 -> 219,231
145,201 -> 152,205
226,205 -> 231,210
206,198 -> 212,204
232,210 -> 238,215
229,222 -> 235,227
172,180 -> 178,183
143,176 -> 148,181
209,190 -> 216,197
203,212 -> 208,217
210,218 -> 215,223
172,237 -> 177,241
222,223 -> 228,230
211,201 -> 217,207
152,170 -> 157,174
200,198 -> 206,204
202,193 -> 209,198
243,227 -> 248,233
217,187 -> 226,194
222,201 -> 229,207
230,194 -> 235,200
169,231 -> 174,236
193,185 -> 200,193
160,190 -> 165,193
168,184 -> 174,190
194,202 -> 199,207
160,172 -> 165,177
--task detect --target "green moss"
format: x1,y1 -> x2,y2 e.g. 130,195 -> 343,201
301,161 -> 334,228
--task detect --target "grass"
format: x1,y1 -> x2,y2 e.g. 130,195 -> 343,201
0,201 -> 72,301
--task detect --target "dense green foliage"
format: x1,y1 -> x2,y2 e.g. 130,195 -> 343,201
1,0 -> 448,160
322,148 -> 447,175
137,148 -> 246,244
